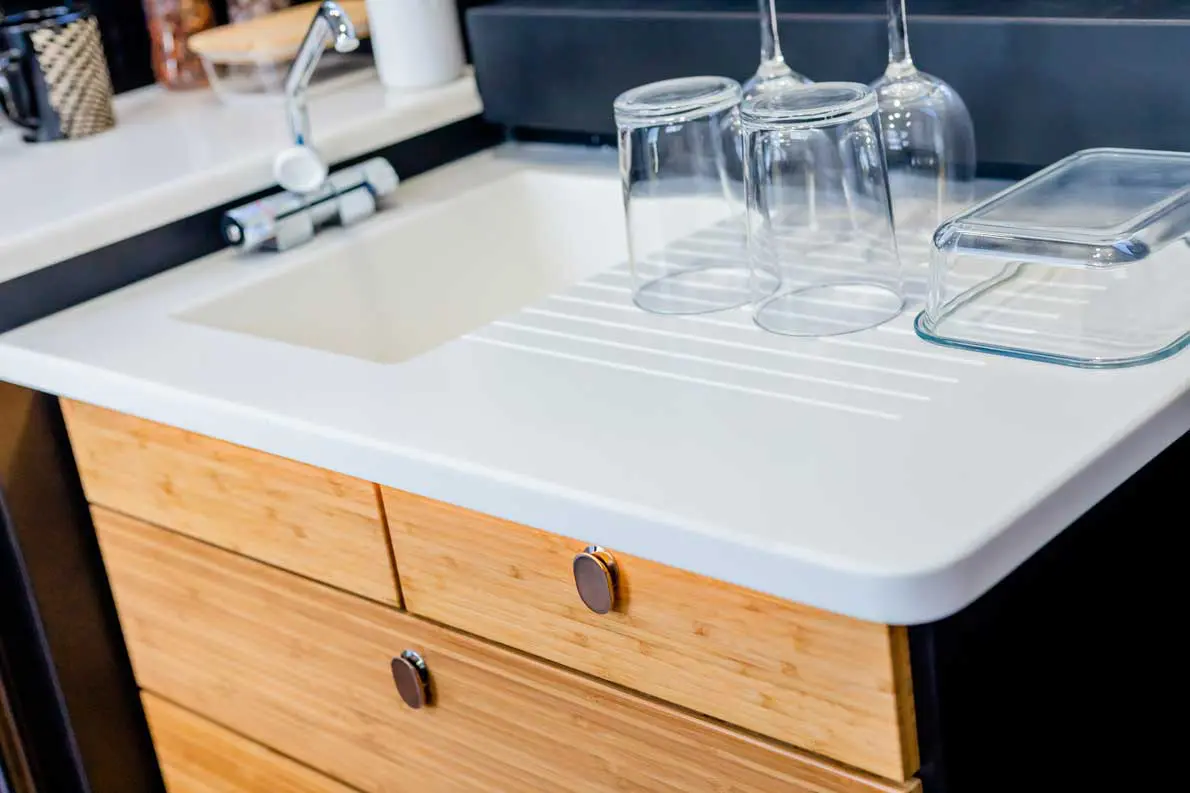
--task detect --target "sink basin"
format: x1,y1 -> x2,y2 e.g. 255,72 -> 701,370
178,169 -> 626,363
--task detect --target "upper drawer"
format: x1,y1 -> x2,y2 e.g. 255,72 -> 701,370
62,399 -> 397,604
96,508 -> 919,793
381,487 -> 918,780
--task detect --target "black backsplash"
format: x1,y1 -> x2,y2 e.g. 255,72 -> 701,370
468,0 -> 1190,172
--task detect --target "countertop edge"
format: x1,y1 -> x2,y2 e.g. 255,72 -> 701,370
6,342 -> 1184,625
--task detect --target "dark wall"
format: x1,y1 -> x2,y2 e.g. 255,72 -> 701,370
468,0 -> 1190,171
4,0 -> 155,92
1,0 -> 284,92
10,0 -> 1189,166
3,0 -> 490,95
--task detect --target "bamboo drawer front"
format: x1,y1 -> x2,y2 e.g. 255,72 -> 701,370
142,693 -> 356,793
96,508 -> 919,793
61,399 -> 397,604
381,487 -> 919,781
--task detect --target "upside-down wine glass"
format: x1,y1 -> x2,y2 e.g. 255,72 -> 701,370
871,0 -> 976,255
742,0 -> 811,99
728,0 -> 814,209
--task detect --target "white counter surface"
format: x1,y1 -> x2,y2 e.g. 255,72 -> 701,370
1,145 -> 1187,625
0,70 -> 481,283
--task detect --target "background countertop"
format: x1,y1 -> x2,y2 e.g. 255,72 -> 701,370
0,70 -> 482,284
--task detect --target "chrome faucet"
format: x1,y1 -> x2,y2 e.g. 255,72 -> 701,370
284,1 -> 360,149
231,0 -> 397,251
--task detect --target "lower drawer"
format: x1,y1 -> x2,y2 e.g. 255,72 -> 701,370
143,693 -> 355,793
97,508 -> 919,793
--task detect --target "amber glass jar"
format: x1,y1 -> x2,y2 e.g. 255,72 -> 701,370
142,0 -> 215,89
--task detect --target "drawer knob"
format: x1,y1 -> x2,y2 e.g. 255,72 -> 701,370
573,545 -> 619,614
391,650 -> 430,709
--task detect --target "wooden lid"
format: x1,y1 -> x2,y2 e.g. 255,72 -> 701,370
189,1 -> 369,64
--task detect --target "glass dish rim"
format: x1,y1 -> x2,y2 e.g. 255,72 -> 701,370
914,309 -> 1190,369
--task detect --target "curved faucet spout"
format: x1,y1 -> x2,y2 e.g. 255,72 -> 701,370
325,2 -> 360,54
284,2 -> 360,148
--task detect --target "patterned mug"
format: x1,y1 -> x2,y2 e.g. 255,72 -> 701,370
0,4 -> 116,142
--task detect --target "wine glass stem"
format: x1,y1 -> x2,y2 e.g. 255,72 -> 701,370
886,0 -> 917,78
758,0 -> 788,74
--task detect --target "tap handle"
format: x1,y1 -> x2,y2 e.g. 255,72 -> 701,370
274,146 -> 329,194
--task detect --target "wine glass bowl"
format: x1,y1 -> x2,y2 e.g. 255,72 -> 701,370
872,1 -> 976,256
743,64 -> 812,101
871,70 -> 975,244
743,71 -> 813,104
743,0 -> 811,101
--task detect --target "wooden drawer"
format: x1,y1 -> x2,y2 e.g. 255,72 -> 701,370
381,487 -> 918,780
143,693 -> 356,793
62,399 -> 397,604
96,508 -> 919,793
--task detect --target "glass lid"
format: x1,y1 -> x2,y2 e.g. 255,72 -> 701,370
938,148 -> 1190,267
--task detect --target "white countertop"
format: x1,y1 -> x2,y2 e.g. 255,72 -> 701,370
0,69 -> 481,283
1,144 -> 1187,625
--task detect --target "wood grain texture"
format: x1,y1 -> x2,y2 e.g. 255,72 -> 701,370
96,509 -> 919,793
61,399 -> 398,605
142,693 -> 356,793
888,625 -> 920,778
381,487 -> 919,780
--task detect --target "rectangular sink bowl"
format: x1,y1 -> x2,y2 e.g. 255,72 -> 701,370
178,169 -> 626,363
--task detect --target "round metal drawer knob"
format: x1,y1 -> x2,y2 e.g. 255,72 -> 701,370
573,545 -> 619,615
391,650 -> 430,709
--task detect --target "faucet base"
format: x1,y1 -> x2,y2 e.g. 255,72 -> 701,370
223,158 -> 399,253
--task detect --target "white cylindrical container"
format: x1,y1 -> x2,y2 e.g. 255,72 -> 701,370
365,0 -> 466,89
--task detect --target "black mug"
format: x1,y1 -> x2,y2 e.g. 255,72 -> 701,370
0,4 -> 116,142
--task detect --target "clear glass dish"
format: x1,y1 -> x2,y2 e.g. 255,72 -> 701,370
915,148 -> 1190,368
